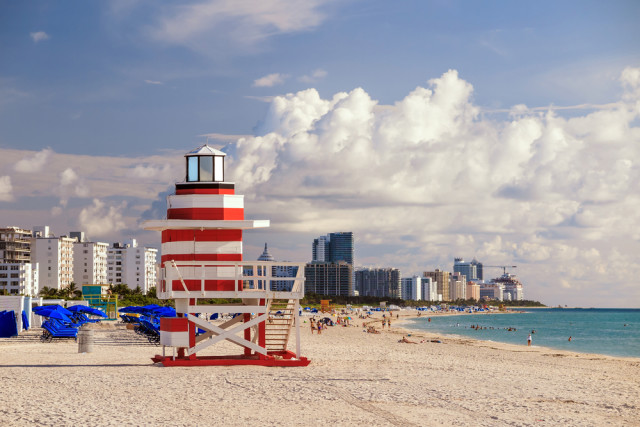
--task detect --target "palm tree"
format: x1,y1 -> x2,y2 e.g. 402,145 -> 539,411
66,282 -> 77,299
112,284 -> 130,297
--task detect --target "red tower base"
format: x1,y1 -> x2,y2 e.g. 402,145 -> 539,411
152,351 -> 311,367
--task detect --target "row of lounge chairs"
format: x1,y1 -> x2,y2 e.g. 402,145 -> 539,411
35,305 -> 106,343
40,318 -> 79,342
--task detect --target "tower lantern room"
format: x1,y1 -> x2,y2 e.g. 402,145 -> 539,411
185,145 -> 225,183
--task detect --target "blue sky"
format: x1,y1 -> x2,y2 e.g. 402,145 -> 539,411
1,1 -> 640,306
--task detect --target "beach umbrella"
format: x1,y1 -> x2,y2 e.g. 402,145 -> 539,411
34,304 -> 73,316
85,307 -> 107,317
152,307 -> 176,317
67,305 -> 91,313
36,309 -> 73,323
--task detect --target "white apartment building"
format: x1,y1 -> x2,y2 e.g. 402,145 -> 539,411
420,276 -> 440,302
401,276 -> 422,301
107,239 -> 158,293
0,263 -> 39,296
30,235 -> 75,291
450,272 -> 467,301
73,241 -> 109,285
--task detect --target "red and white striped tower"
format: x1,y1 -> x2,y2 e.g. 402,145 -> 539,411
143,145 -> 309,367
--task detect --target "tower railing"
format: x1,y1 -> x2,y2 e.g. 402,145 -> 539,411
159,260 -> 305,300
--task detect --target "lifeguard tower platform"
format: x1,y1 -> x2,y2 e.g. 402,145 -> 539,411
142,145 -> 309,367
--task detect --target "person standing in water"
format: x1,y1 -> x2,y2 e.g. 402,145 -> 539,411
527,334 -> 532,346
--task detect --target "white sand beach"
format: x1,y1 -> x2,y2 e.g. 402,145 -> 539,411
1,313 -> 638,426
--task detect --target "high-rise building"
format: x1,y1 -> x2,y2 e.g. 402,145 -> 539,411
312,236 -> 329,262
304,262 -> 353,296
401,276 -> 421,301
466,282 -> 480,301
0,227 -> 32,264
73,240 -> 109,285
475,259 -> 483,281
450,272 -> 467,301
453,257 -> 483,282
480,283 -> 504,301
31,233 -> 75,291
328,232 -> 354,265
421,276 -> 439,301
0,262 -> 38,296
423,269 -> 450,301
312,232 -> 354,265
356,267 -> 401,299
107,239 -> 158,293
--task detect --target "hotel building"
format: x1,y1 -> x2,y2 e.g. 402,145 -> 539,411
73,240 -> 109,286
30,229 -> 75,291
107,239 -> 158,294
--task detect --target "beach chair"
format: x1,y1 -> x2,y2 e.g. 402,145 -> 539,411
40,319 -> 79,342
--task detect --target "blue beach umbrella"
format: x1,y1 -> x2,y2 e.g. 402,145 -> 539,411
86,307 -> 107,317
67,305 -> 90,313
34,305 -> 73,316
36,309 -> 73,323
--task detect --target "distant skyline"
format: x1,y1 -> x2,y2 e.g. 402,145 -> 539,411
1,1 -> 639,307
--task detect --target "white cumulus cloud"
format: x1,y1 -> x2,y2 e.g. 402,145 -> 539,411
14,148 -> 53,172
56,168 -> 90,207
229,67 -> 640,307
253,73 -> 289,88
78,199 -> 127,237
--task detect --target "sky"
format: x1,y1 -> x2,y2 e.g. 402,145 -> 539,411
1,0 -> 639,307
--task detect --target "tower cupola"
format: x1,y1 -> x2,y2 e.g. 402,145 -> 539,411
185,144 -> 226,183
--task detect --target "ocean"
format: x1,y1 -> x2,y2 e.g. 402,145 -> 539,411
404,308 -> 640,358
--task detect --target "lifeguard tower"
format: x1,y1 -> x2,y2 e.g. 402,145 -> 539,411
142,145 -> 309,367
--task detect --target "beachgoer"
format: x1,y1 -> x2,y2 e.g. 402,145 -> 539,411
310,319 -> 316,334
527,334 -> 532,346
400,336 -> 417,344
317,321 -> 322,335
568,336 -> 572,342
428,318 -> 431,322
388,319 -> 391,328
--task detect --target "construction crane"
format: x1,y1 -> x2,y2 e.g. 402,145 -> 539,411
485,265 -> 517,276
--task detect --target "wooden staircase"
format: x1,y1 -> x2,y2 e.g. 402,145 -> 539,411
264,282 -> 300,352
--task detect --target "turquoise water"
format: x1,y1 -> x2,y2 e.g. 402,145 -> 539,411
405,308 -> 640,358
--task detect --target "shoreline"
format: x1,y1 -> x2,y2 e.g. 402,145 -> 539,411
390,315 -> 640,363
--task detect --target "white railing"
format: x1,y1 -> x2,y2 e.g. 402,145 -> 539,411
159,260 -> 305,300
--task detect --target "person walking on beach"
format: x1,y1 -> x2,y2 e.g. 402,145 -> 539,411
310,319 -> 316,334
527,334 -> 532,346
